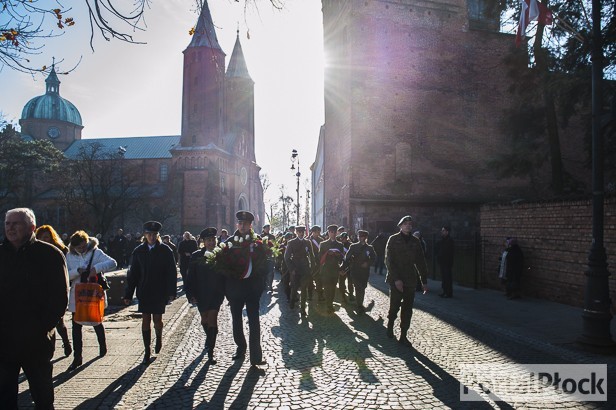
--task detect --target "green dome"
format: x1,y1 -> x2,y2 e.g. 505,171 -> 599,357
21,66 -> 83,126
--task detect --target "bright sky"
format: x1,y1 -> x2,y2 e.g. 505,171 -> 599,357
0,0 -> 324,210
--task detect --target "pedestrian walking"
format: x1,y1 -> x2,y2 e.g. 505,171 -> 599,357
178,231 -> 198,285
284,226 -> 316,316
308,225 -> 325,302
317,224 -> 345,313
223,211 -> 269,367
261,224 -> 276,292
385,215 -> 428,346
371,232 -> 387,275
35,224 -> 72,357
185,227 -> 225,364
437,226 -> 455,298
0,208 -> 69,409
65,230 -> 117,371
345,230 -> 376,314
123,221 -> 177,364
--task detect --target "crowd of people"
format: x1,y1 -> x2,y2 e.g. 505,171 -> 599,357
2,206 -> 525,408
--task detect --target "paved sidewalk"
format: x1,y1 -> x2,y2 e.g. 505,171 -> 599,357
17,272 -> 616,409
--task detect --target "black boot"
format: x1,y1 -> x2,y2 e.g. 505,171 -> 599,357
57,325 -> 72,357
386,320 -> 394,339
207,327 -> 218,364
68,321 -> 83,371
94,324 -> 107,357
142,329 -> 151,364
202,324 -> 209,352
154,327 -> 163,354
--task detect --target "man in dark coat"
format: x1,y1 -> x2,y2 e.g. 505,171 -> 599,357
178,231 -> 198,284
437,225 -> 455,298
345,230 -> 376,313
308,225 -> 325,301
261,224 -> 276,292
385,215 -> 428,346
317,224 -> 345,313
0,208 -> 69,408
284,226 -> 316,315
109,228 -> 128,268
371,231 -> 388,275
123,221 -> 177,364
224,211 -> 268,367
504,238 -> 524,299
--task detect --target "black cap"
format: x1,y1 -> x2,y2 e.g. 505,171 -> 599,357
295,226 -> 306,232
357,230 -> 369,237
326,224 -> 338,232
397,215 -> 413,226
284,232 -> 294,238
200,227 -> 217,239
310,225 -> 321,232
143,221 -> 162,233
236,210 -> 254,222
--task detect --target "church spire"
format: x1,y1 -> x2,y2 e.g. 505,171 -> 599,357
45,62 -> 60,95
187,0 -> 223,51
226,30 -> 252,81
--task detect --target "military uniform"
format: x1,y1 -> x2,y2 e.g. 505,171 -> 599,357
317,236 -> 345,312
385,216 -> 428,344
345,234 -> 376,312
308,229 -> 324,301
283,231 -> 315,314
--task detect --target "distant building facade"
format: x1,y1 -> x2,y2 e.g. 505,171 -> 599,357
17,1 -> 264,235
313,0 -> 589,237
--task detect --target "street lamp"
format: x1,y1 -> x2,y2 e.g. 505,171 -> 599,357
290,149 -> 301,226
118,146 -> 126,229
581,0 -> 613,347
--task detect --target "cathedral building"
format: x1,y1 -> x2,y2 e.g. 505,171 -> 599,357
313,0 -> 589,236
18,1 -> 264,235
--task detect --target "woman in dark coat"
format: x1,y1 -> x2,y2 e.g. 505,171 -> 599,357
123,221 -> 177,364
185,227 -> 225,364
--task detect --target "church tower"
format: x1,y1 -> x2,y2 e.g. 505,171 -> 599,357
180,1 -> 226,147
225,30 -> 255,162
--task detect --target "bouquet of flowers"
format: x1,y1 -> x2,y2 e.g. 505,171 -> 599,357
205,230 -> 279,279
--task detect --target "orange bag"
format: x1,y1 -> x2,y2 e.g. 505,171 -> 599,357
74,282 -> 105,326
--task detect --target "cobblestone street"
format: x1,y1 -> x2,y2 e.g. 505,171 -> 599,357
18,272 -> 616,409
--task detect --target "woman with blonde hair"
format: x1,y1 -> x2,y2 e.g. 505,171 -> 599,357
35,225 -> 72,356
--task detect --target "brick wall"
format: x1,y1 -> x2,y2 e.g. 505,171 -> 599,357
480,198 -> 616,307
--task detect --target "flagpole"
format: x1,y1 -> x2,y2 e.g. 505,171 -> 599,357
580,0 -> 614,348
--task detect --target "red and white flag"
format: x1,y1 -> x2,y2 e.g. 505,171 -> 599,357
516,0 -> 554,47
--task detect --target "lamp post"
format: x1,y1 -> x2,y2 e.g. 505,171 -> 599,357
291,149 -> 301,226
118,146 -> 126,229
580,0 -> 613,347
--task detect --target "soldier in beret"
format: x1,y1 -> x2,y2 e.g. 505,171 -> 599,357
124,221 -> 178,364
185,227 -> 225,364
385,215 -> 428,346
284,226 -> 316,315
345,230 -> 376,314
224,211 -> 267,367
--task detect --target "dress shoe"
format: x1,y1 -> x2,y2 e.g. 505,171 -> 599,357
232,349 -> 246,360
251,359 -> 266,366
63,343 -> 72,357
67,358 -> 82,372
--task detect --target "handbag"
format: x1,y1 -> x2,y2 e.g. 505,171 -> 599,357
97,273 -> 110,290
80,249 -> 110,290
74,282 -> 105,326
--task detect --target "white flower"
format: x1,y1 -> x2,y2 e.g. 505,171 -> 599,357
204,251 -> 214,258
228,242 -> 234,249
219,243 -> 227,249
245,234 -> 251,240
239,237 -> 244,243
234,236 -> 240,242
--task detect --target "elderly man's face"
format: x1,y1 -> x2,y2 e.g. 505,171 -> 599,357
5,213 -> 34,248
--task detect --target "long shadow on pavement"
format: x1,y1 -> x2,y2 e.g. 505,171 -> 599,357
74,363 -> 149,409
